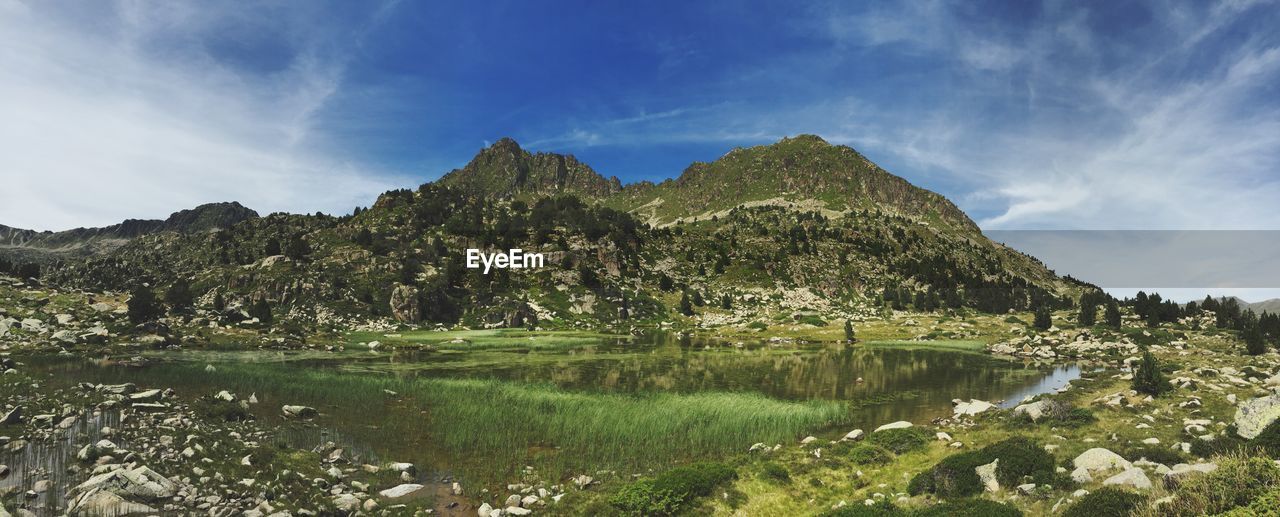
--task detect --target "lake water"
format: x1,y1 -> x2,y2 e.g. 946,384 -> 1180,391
4,333 -> 1079,513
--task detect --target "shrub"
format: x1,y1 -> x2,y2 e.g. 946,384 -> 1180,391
847,444 -> 894,465
192,396 -> 253,422
867,427 -> 931,454
797,315 -> 828,327
611,462 -> 736,516
1121,444 -> 1186,466
1251,419 -> 1280,455
914,499 -> 1022,517
1189,434 -> 1246,458
1062,487 -> 1146,517
761,462 -> 790,483
1145,452 -> 1280,516
821,500 -> 904,517
747,321 -> 768,330
1217,487 -> 1280,517
1131,351 -> 1171,396
911,437 -> 1054,498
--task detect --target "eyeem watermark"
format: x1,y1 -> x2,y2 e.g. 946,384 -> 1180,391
466,248 -> 545,274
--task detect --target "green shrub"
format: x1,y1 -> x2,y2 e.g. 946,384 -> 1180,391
911,437 -> 1054,498
1131,351 -> 1171,396
1062,487 -> 1146,517
1153,452 -> 1280,516
797,315 -> 828,327
611,462 -> 736,516
847,444 -> 894,465
1122,444 -> 1186,466
821,500 -> 904,517
192,396 -> 253,422
747,321 -> 768,330
1217,487 -> 1280,517
1251,419 -> 1280,455
914,499 -> 1022,517
1189,434 -> 1246,458
867,427 -> 931,454
761,462 -> 790,483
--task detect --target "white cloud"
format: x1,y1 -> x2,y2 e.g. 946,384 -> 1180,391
0,1 -> 406,231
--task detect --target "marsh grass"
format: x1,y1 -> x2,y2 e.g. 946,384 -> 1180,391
151,363 -> 851,486
347,329 -> 628,351
860,340 -> 987,353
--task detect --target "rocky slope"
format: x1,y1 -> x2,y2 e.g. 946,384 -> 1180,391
18,137 -> 1091,330
0,202 -> 258,264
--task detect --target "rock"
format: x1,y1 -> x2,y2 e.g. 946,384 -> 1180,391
842,429 -> 864,441
281,405 -> 317,419
477,503 -> 493,516
128,389 -> 162,403
1017,483 -> 1036,495
32,479 -> 52,493
506,507 -> 532,516
800,436 -> 818,445
1013,400 -> 1048,421
214,391 -> 237,402
1164,463 -> 1217,487
1,406 -> 20,425
387,462 -> 416,475
332,493 -> 361,512
975,459 -> 1000,492
1073,448 -> 1132,473
1102,468 -> 1152,490
379,483 -> 426,499
873,421 -> 913,432
69,465 -> 177,502
573,475 -> 594,488
1071,467 -> 1093,483
1234,394 -> 1280,439
97,383 -> 136,395
505,494 -> 521,507
362,498 -> 379,512
204,364 -> 216,373
69,490 -> 158,516
1141,438 -> 1161,445
0,464 -> 8,479
953,399 -> 994,417
389,284 -> 422,323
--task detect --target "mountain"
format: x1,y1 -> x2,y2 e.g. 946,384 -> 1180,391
438,138 -> 622,199
606,135 -> 978,231
1251,299 -> 1280,314
0,202 -> 258,263
24,136 -> 1088,329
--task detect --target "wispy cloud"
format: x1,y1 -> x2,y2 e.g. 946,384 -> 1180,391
0,1 -> 407,231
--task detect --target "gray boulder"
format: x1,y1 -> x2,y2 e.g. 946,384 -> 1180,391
1234,394 -> 1280,439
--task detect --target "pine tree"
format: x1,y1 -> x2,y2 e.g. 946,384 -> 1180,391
721,294 -> 732,310
691,291 -> 705,307
164,278 -> 194,313
127,285 -> 162,324
1034,305 -> 1052,330
285,234 -> 310,260
1078,298 -> 1097,327
1132,351 -> 1171,396
1105,301 -> 1122,329
212,292 -> 226,312
264,238 -> 281,256
678,292 -> 694,316
844,320 -> 856,342
1245,325 -> 1266,356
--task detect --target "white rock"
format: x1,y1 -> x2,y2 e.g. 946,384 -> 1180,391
378,484 -> 425,500
1234,394 -> 1280,439
975,459 -> 1000,492
873,421 -> 913,432
953,399 -> 994,417
842,429 -> 864,441
1073,448 -> 1132,473
1102,468 -> 1152,490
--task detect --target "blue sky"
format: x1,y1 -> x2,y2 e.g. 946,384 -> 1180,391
2,1 -> 1278,237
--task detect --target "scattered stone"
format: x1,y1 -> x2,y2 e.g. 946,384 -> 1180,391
953,399 -> 994,417
379,483 -> 426,499
842,429 -> 864,441
281,405 -> 317,419
1234,394 -> 1280,439
873,421 -> 912,432
1102,468 -> 1152,490
976,459 -> 1000,492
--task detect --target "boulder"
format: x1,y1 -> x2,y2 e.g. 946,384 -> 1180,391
281,405 -> 317,419
975,459 -> 1000,492
389,284 -> 422,323
332,493 -> 361,512
1073,448 -> 1132,473
128,389 -> 162,403
1163,462 -> 1217,488
1102,468 -> 1152,490
953,399 -> 995,417
69,490 -> 158,516
69,465 -> 177,502
1,406 -> 20,425
873,421 -> 913,432
1013,400 -> 1048,421
379,483 -> 426,499
1234,394 -> 1280,439
842,429 -> 864,441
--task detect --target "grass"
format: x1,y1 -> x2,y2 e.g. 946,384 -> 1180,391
142,362 -> 852,488
860,340 -> 987,353
345,328 -> 627,351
